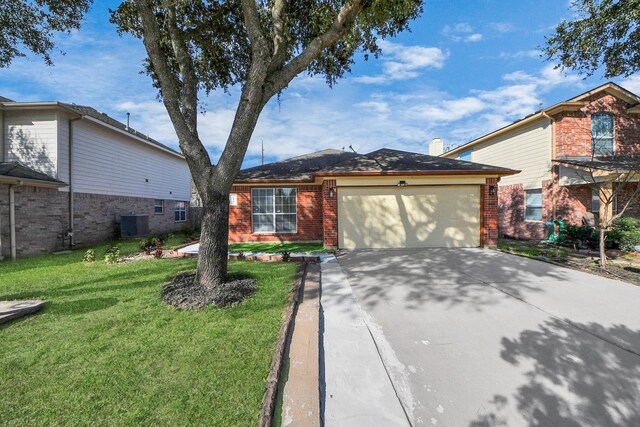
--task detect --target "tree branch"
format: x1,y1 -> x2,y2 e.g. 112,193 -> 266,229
268,0 -> 288,72
241,0 -> 269,59
133,0 -> 213,195
164,2 -> 198,133
266,0 -> 363,97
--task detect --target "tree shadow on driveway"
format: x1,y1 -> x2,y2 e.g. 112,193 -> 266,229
336,248 -> 568,312
471,318 -> 640,427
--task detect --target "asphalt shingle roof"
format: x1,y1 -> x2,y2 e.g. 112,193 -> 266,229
237,149 -> 360,181
0,162 -> 66,185
0,96 -> 14,102
237,147 -> 516,181
324,148 -> 516,174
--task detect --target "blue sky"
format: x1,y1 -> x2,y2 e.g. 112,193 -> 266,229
1,0 -> 639,167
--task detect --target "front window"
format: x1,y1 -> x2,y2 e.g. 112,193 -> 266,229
174,202 -> 187,222
252,188 -> 297,233
591,113 -> 614,155
154,199 -> 164,214
525,189 -> 543,221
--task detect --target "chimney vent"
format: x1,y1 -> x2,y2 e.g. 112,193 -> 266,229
429,138 -> 444,156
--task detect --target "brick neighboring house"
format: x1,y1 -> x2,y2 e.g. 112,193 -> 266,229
0,96 -> 191,259
440,82 -> 640,240
226,148 -> 516,249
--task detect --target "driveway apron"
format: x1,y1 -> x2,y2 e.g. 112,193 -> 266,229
324,248 -> 640,426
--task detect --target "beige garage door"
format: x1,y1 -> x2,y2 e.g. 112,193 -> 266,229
338,185 -> 481,249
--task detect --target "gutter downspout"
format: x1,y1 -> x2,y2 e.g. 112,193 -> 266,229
9,183 -> 19,261
542,111 -> 557,220
68,116 -> 82,248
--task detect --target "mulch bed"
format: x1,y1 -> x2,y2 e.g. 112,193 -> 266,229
162,272 -> 257,309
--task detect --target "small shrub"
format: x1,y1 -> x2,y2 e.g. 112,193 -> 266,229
562,225 -> 598,249
152,247 -> 163,259
140,236 -> 165,254
112,221 -> 121,239
281,250 -> 291,262
613,217 -> 640,251
180,225 -> 199,241
83,249 -> 96,263
104,246 -> 120,264
619,229 -> 640,251
237,251 -> 245,260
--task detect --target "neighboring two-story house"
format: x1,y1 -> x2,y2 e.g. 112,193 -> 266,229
0,96 -> 191,259
440,82 -> 640,240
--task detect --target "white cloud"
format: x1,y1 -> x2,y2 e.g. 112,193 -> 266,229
465,33 -> 483,42
621,75 -> 640,94
354,40 -> 447,84
498,50 -> 541,60
503,64 -> 582,91
488,22 -> 515,33
442,23 -> 483,42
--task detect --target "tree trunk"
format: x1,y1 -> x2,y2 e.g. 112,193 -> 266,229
195,193 -> 230,289
599,227 -> 607,269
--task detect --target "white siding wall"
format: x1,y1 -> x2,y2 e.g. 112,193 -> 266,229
3,110 -> 59,178
467,118 -> 552,189
69,119 -> 190,200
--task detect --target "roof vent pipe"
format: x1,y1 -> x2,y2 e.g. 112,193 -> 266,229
429,137 -> 444,156
126,112 -> 130,130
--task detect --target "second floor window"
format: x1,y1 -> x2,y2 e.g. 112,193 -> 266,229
591,113 -> 614,156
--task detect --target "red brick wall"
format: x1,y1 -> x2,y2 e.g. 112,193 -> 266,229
482,178 -> 499,246
322,180 -> 338,248
615,183 -> 640,217
554,93 -> 640,157
228,184 -> 324,243
498,183 -> 547,240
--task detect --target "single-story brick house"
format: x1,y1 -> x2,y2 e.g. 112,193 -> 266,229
440,82 -> 640,240
228,148 -> 517,249
0,96 -> 191,259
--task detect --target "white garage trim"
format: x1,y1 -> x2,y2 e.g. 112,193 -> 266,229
338,185 -> 481,249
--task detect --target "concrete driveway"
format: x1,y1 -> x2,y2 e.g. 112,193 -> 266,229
322,248 -> 640,426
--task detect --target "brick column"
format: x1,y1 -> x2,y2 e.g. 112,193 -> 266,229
483,178 -> 499,247
322,179 -> 338,249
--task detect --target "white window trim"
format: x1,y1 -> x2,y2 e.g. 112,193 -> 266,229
154,199 -> 164,215
251,188 -> 298,234
591,112 -> 615,156
174,202 -> 187,223
524,189 -> 543,222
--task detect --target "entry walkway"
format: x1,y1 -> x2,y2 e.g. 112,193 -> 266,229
321,257 -> 409,426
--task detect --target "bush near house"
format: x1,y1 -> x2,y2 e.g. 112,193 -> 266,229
0,237 -> 297,426
561,217 -> 640,251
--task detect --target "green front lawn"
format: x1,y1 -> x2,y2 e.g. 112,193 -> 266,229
0,238 -> 297,426
228,242 -> 327,253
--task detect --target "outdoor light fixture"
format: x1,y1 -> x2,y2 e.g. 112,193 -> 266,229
398,180 -> 408,187
489,185 -> 497,196
329,185 -> 335,198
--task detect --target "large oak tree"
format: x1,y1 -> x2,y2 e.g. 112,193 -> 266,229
545,0 -> 640,77
110,0 -> 423,290
0,0 -> 91,67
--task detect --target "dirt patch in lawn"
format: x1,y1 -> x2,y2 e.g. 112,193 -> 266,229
163,272 -> 257,309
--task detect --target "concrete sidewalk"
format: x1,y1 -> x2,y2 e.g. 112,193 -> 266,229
321,257 -> 409,426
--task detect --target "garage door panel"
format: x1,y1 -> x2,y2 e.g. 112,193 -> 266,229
338,186 -> 480,249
